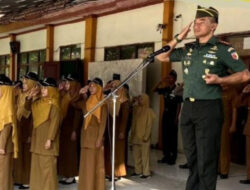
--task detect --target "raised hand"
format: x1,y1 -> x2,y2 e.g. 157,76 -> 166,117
178,22 -> 193,41
79,85 -> 89,95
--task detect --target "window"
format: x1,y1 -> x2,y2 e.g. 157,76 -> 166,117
18,49 -> 46,79
105,43 -> 154,61
0,55 -> 10,77
60,44 -> 81,61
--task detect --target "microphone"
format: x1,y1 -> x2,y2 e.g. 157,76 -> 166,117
147,45 -> 171,59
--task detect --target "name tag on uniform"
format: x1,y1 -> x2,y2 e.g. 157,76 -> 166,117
203,54 -> 218,59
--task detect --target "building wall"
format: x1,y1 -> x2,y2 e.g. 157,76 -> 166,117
54,21 -> 85,61
16,30 -> 46,52
0,38 -> 10,55
95,4 -> 163,61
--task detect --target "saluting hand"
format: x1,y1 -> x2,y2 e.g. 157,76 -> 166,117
178,22 -> 193,41
28,85 -> 40,99
79,85 -> 89,95
45,140 -> 52,150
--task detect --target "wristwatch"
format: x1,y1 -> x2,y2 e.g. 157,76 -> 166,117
174,34 -> 182,43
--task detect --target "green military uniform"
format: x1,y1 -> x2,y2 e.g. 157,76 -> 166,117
169,6 -> 246,190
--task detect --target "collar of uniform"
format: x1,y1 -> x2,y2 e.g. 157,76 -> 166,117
194,36 -> 218,46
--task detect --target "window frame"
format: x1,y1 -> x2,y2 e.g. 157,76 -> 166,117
60,44 -> 81,61
0,54 -> 10,77
17,49 -> 46,79
104,43 -> 155,61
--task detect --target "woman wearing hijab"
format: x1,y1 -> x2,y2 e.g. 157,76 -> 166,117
0,74 -> 18,190
27,78 -> 60,190
130,93 -> 155,178
105,80 -> 129,180
78,78 -> 107,190
58,74 -> 82,184
14,72 -> 39,189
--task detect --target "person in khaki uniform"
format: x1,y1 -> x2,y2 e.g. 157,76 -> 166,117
0,74 -> 18,190
105,80 -> 129,179
78,78 -> 107,190
27,78 -> 60,190
130,93 -> 155,178
14,72 -> 39,189
58,75 -> 82,184
218,86 -> 238,179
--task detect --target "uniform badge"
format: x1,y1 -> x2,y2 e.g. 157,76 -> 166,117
184,68 -> 189,74
204,54 -> 218,59
203,60 -> 207,64
210,61 -> 215,66
231,52 -> 239,60
208,51 -> 216,54
205,68 -> 210,75
211,46 -> 218,51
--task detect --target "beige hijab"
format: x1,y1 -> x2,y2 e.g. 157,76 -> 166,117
84,83 -> 104,130
32,87 -> 60,128
16,79 -> 37,121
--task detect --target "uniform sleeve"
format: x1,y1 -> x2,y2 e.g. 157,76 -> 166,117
47,106 -> 60,141
72,109 -> 82,131
143,110 -> 156,142
220,46 -> 247,72
129,107 -> 137,143
118,101 -> 129,135
97,104 -> 108,142
169,47 -> 186,62
0,124 -> 12,150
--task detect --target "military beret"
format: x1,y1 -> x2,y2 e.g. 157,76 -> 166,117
196,5 -> 219,23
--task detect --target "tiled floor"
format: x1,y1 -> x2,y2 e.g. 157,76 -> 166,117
14,150 -> 249,190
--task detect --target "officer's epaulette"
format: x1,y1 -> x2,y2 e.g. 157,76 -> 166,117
218,40 -> 231,46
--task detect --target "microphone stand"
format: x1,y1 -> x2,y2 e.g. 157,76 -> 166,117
83,54 -> 158,190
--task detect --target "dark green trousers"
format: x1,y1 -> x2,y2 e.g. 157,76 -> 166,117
181,99 -> 223,190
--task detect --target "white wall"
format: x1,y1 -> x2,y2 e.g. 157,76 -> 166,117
95,4 -> 163,61
54,21 -> 85,61
16,30 -> 46,52
0,37 -> 10,55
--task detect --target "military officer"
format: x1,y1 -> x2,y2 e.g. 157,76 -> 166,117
157,5 -> 250,190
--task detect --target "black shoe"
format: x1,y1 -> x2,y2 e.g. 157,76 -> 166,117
158,157 -> 168,164
239,179 -> 250,184
19,185 -> 29,189
61,178 -> 76,185
140,175 -> 151,179
131,173 -> 141,177
220,174 -> 228,179
167,160 -> 176,165
179,163 -> 189,169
